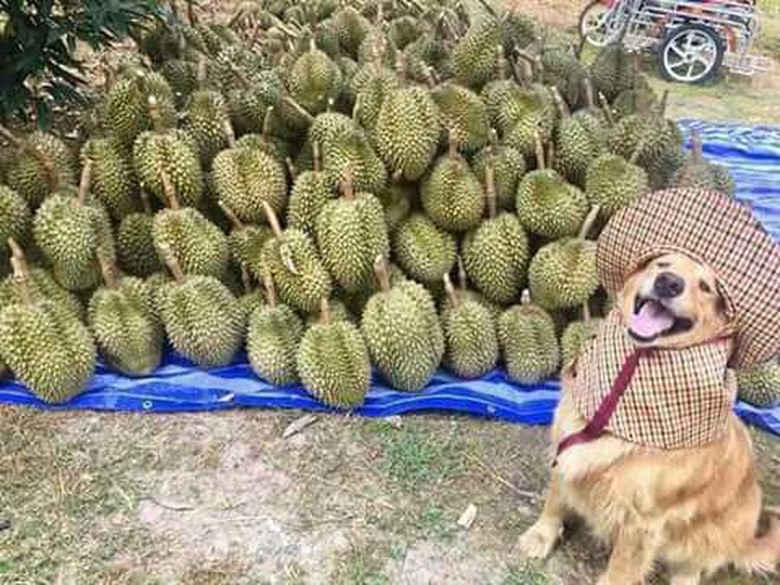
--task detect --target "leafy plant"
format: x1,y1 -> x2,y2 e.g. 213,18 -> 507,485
0,0 -> 162,126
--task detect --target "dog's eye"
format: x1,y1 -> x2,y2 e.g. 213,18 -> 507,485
699,281 -> 712,294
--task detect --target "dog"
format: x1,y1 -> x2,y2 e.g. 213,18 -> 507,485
519,252 -> 780,584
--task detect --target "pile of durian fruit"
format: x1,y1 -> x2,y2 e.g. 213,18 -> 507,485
0,0 -> 776,410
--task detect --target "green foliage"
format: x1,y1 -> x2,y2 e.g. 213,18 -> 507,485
0,0 -> 161,125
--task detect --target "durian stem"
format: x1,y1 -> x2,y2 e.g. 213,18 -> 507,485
196,57 -> 208,88
0,125 -> 22,148
97,253 -> 118,290
264,275 -> 278,307
308,37 -> 317,53
578,206 -> 601,239
629,133 -> 648,165
223,118 -> 236,148
147,95 -> 164,133
583,303 -> 592,323
495,45 -> 507,81
76,160 -> 93,206
394,56 -> 407,82
319,298 -> 331,325
485,164 -> 497,219
658,90 -> 669,117
312,142 -> 322,173
7,237 -> 27,277
352,94 -> 363,123
598,91 -> 615,127
262,106 -> 275,139
187,0 -> 197,26
520,289 -> 531,306
547,140 -> 556,170
282,96 -> 314,123
218,200 -> 245,230
447,130 -> 458,158
340,168 -> 356,200
159,244 -> 185,283
286,157 -> 297,181
456,255 -> 468,291
534,131 -> 546,170
373,256 -> 391,293
241,264 -> 252,294
261,200 -> 284,239
8,240 -> 30,305
443,272 -> 458,309
551,87 -> 569,120
488,127 -> 499,152
160,170 -> 181,210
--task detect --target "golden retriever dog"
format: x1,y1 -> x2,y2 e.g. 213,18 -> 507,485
518,252 -> 780,584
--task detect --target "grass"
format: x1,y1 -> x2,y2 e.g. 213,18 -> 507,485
503,565 -> 550,585
332,542 -> 391,585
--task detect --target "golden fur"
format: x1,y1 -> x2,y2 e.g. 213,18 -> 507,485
519,253 -> 780,584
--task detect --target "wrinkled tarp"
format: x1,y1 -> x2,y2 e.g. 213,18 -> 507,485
0,119 -> 778,437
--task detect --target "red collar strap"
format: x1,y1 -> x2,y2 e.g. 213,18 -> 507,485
553,333 -> 733,467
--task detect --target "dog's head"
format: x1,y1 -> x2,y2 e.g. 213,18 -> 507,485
619,252 -> 731,349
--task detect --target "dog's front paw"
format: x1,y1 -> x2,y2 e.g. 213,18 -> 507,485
518,520 -> 561,559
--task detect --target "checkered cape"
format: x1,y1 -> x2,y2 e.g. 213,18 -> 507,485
597,189 -> 780,369
572,311 -> 736,450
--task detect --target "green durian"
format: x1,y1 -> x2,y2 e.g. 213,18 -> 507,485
288,39 -> 343,115
218,201 -> 272,277
297,298 -> 371,408
0,185 -> 31,253
585,144 -> 649,218
736,360 -> 780,408
472,129 -> 525,212
377,181 -> 414,234
286,143 -> 336,237
184,86 -> 232,169
321,123 -> 388,193
498,290 -> 560,384
560,306 -> 602,367
393,213 -> 456,286
671,131 -> 735,196
453,18 -> 503,89
333,6 -> 371,57
116,193 -> 162,278
431,82 -> 490,155
80,138 -> 138,221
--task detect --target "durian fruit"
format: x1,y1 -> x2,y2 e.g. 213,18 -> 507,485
481,46 -> 520,131
377,181 -> 414,234
357,22 -> 398,67
361,257 -> 444,391
499,65 -> 557,158
441,256 -> 503,324
80,137 -> 138,221
441,273 -> 498,379
217,201 -> 272,277
0,245 -> 96,403
333,6 -> 371,58
537,43 -> 587,109
452,18 -> 502,89
88,255 -> 163,376
1,126 -> 75,209
132,96 -> 204,208
393,213 -> 456,287
354,65 -> 399,139
671,131 -> 735,196
237,268 -> 266,323
160,59 -> 199,107
227,69 -> 285,136
0,185 -> 32,257
560,304 -> 602,367
247,276 -> 304,386
736,360 -> 780,408
33,162 -> 116,291
0,239 -> 83,321
286,143 -> 335,237
420,136 -> 484,232
607,91 -> 683,190
152,171 -> 228,279
157,246 -> 244,367
233,108 -> 289,165
184,65 -> 233,169
374,76 -> 441,182
288,39 -> 343,115
104,70 -> 177,151
388,15 -> 423,50
315,173 -> 390,293
590,40 -> 635,103
259,201 -> 332,313
297,298 -> 371,408
116,192 -> 162,278
498,290 -> 560,384
430,81 -> 490,155
472,129 -> 525,212
552,85 -> 606,188
305,297 -> 353,327
462,166 -> 528,306
528,207 -> 600,310
585,138 -> 649,218
211,133 -> 288,225
321,120 -> 388,194
516,134 -> 589,239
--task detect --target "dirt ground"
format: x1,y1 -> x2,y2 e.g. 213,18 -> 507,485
1,406 -> 778,584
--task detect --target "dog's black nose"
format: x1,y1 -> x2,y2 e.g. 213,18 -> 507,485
654,272 -> 685,298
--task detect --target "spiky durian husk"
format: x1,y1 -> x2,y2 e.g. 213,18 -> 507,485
528,239 -> 598,310
185,90 -> 232,169
441,298 -> 498,379
420,152 -> 484,232
117,212 -> 162,277
516,170 -> 589,239
286,170 -> 335,237
6,132 -> 75,209
498,302 -> 560,384
431,83 -> 490,155
333,6 -> 371,57
0,300 -> 96,403
322,125 -> 388,193
80,138 -> 138,221
288,46 -> 343,115
392,213 -> 456,286
560,318 -> 602,366
247,303 -> 303,385
736,361 -> 780,408
377,181 -> 414,234
472,144 -> 525,212
0,266 -> 83,321
228,225 -> 272,273
585,154 -> 649,218
452,19 -> 503,89
152,208 -> 229,279
0,186 -> 32,250
158,275 -> 244,367
297,320 -> 371,407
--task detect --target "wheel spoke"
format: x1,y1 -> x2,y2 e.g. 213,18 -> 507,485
669,44 -> 686,58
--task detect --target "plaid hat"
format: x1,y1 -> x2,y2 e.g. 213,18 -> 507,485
597,188 -> 780,368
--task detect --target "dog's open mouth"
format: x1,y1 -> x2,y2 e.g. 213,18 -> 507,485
629,296 -> 694,342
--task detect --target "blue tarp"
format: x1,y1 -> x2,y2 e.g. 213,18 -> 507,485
1,120 -> 778,437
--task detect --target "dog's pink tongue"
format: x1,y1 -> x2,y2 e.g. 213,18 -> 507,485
630,301 -> 675,339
